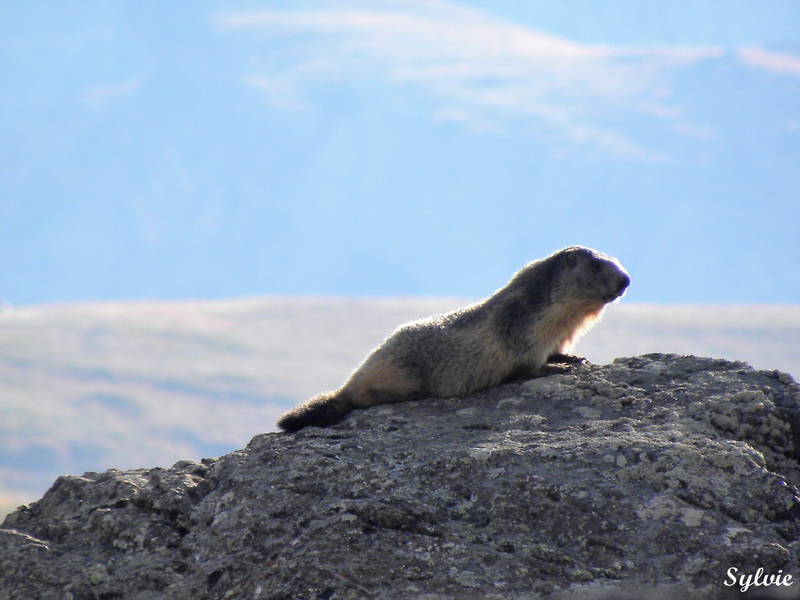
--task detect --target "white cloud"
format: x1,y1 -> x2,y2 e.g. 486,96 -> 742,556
737,46 -> 800,77
82,76 -> 145,108
675,123 -> 718,141
244,74 -> 311,111
216,0 -> 724,162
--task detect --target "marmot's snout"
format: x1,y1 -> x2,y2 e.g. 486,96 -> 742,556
618,272 -> 631,295
605,271 -> 630,303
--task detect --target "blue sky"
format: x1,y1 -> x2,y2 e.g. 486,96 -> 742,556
1,0 -> 799,304
462,1 -> 800,46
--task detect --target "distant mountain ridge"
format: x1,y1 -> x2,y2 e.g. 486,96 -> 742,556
1,297 -> 799,517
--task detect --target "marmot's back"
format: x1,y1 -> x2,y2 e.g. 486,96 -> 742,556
277,246 -> 629,432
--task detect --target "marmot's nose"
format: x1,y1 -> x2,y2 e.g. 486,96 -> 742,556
618,273 -> 631,294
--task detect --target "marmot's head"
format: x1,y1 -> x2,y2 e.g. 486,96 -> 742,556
554,246 -> 630,305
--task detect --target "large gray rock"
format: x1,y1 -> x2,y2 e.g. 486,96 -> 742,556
2,354 -> 800,600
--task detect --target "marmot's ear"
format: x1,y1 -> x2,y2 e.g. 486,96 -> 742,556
565,250 -> 578,268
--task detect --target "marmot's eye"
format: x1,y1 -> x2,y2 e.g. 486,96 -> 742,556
590,260 -> 602,273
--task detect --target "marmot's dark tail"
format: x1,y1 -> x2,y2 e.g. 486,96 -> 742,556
277,390 -> 355,432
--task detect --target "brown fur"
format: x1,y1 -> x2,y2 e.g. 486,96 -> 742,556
277,246 -> 629,432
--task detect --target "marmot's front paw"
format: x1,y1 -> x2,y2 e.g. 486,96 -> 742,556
546,353 -> 587,365
539,363 -> 572,376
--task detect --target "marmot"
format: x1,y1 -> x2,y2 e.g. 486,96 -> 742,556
277,246 -> 629,432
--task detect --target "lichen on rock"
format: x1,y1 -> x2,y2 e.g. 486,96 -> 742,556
1,354 -> 799,599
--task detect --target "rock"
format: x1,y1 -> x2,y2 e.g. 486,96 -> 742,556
2,354 -> 800,600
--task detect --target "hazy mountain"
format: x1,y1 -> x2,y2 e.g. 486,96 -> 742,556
1,296 -> 798,517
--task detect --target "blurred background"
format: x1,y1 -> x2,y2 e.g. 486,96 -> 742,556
1,0 -> 799,516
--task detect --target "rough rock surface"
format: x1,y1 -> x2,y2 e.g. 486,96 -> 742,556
2,354 -> 800,600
